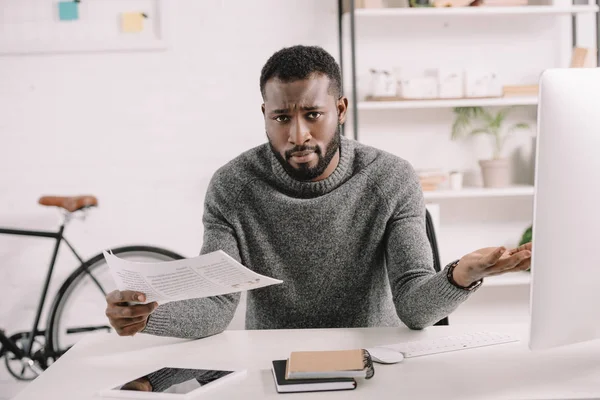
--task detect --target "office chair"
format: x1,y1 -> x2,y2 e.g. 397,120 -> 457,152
425,208 -> 449,326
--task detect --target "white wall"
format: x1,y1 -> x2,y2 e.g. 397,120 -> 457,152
0,0 -> 339,334
1,0 -> 587,343
1,2 -> 585,397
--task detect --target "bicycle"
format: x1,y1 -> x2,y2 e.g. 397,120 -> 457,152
0,195 -> 184,381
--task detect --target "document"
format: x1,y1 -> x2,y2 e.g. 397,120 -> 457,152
103,250 -> 283,304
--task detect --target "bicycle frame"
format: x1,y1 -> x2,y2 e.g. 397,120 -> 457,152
0,219 -> 103,358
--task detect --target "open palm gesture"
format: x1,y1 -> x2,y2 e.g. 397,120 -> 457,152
452,242 -> 532,287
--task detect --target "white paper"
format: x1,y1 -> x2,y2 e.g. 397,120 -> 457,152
103,250 -> 283,304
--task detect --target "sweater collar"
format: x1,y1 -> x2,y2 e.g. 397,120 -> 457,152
270,136 -> 355,197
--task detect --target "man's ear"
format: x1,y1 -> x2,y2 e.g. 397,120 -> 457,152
337,97 -> 348,125
261,104 -> 266,116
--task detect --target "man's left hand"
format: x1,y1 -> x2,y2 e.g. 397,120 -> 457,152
452,242 -> 532,287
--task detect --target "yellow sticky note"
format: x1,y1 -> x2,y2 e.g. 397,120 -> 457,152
121,12 -> 145,33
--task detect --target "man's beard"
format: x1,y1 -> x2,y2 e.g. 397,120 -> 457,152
269,126 -> 341,182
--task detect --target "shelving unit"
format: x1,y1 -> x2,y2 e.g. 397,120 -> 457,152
351,4 -> 598,17
359,96 -> 538,110
336,0 -> 595,324
423,185 -> 534,200
485,271 -> 531,287
337,0 -> 600,139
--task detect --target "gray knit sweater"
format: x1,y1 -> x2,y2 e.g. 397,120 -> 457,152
143,137 -> 473,341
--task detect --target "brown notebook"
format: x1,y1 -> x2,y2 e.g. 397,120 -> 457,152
286,349 -> 374,380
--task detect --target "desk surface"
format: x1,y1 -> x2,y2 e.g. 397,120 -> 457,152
12,324 -> 600,400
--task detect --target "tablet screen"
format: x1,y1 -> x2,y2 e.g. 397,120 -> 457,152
102,367 -> 240,397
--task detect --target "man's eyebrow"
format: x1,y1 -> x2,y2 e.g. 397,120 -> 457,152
302,105 -> 323,111
270,105 -> 324,114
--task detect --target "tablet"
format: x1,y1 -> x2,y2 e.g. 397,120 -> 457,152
97,367 -> 246,399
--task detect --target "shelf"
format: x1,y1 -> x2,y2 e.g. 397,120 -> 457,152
423,185 -> 534,200
358,96 -> 538,110
349,5 -> 598,17
484,271 -> 531,287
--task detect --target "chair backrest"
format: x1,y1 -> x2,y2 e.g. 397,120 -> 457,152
425,208 -> 449,326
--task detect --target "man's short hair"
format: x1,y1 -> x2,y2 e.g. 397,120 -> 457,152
260,45 -> 342,100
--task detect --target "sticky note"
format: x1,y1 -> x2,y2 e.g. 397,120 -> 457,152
58,2 -> 79,21
121,13 -> 145,33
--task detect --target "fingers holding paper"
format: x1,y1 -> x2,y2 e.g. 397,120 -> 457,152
107,289 -> 147,304
105,290 -> 158,336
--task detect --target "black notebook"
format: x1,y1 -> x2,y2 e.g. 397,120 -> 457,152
271,360 -> 357,393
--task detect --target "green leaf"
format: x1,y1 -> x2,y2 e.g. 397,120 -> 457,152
509,122 -> 530,133
468,128 -> 491,136
519,225 -> 532,246
481,110 -> 495,126
451,110 -> 472,139
496,106 -> 513,122
451,107 -> 486,140
453,107 -> 484,118
513,122 -> 530,129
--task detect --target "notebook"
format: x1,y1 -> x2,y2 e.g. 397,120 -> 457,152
286,349 -> 374,380
271,360 -> 356,393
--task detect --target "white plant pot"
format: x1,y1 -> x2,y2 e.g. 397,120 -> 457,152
479,158 -> 511,188
449,172 -> 464,190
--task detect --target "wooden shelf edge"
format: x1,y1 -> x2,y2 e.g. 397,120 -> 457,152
423,186 -> 535,200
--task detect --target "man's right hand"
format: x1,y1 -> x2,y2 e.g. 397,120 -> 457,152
121,377 -> 152,392
105,290 -> 158,336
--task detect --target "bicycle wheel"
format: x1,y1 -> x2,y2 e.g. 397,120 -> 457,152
46,246 -> 183,358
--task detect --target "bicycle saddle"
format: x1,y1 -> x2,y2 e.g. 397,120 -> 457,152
38,195 -> 98,212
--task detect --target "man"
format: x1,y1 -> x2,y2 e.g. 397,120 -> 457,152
105,45 -> 532,391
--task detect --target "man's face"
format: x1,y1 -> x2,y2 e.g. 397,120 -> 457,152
262,74 -> 347,181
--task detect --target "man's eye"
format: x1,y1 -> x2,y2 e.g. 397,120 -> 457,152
307,112 -> 322,120
275,116 -> 290,123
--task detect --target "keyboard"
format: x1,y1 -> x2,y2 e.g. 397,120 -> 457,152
378,331 -> 519,358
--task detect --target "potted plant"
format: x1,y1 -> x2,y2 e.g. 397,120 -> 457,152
519,224 -> 532,271
519,225 -> 532,246
451,106 -> 530,188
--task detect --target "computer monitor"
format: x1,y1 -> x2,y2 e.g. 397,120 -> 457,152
529,67 -> 600,350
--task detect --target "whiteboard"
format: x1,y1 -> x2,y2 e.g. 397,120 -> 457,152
0,0 -> 169,55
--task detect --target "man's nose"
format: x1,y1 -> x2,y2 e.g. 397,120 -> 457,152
289,117 -> 311,145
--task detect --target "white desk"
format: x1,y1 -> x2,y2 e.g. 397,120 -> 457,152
12,324 -> 600,399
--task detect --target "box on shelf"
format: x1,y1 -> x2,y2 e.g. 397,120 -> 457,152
369,69 -> 397,98
438,69 -> 464,98
342,0 -> 385,12
365,95 -> 401,101
465,71 -> 502,98
432,0 -> 471,6
570,47 -> 597,68
398,77 -> 439,99
364,67 -> 527,101
386,0 -> 410,6
417,170 -> 446,191
394,68 -> 439,99
433,0 -> 527,5
488,73 -> 503,97
483,0 -> 528,5
502,84 -> 538,97
422,69 -> 439,99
